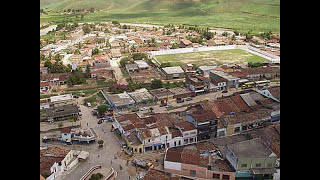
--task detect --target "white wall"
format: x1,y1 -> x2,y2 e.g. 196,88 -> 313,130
164,161 -> 182,171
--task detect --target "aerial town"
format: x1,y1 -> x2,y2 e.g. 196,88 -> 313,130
40,21 -> 280,180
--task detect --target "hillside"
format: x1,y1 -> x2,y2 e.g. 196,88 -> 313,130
40,0 -> 280,33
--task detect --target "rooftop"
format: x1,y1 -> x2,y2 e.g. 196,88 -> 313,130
162,66 -> 184,74
40,104 -> 79,121
134,60 -> 149,69
104,91 -> 135,107
227,138 -> 275,158
40,146 -> 70,172
244,124 -> 280,158
165,143 -> 234,172
210,70 -> 239,81
50,94 -> 73,103
175,121 -> 196,131
128,88 -> 154,103
149,88 -> 174,99
220,110 -> 271,126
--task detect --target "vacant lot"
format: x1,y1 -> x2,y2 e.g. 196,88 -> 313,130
155,49 -> 268,66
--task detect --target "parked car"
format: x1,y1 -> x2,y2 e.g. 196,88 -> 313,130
222,90 -> 228,93
84,102 -> 91,107
102,116 -> 114,122
140,107 -> 148,111
186,97 -> 193,101
91,109 -> 98,115
97,114 -> 105,118
177,99 -> 184,103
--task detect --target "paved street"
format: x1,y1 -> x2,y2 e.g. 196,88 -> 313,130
40,82 -> 279,179
41,103 -> 134,180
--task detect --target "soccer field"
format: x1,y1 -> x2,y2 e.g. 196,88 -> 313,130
155,49 -> 268,66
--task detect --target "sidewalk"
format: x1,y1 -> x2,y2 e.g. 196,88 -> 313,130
40,121 -> 81,132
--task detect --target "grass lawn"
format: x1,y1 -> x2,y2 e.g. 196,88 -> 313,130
155,49 -> 268,66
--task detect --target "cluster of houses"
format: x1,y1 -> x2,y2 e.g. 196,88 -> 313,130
40,146 -> 89,180
101,62 -> 280,110
110,86 -> 279,179
40,94 -> 81,122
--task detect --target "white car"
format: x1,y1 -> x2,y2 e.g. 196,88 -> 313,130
140,107 -> 148,111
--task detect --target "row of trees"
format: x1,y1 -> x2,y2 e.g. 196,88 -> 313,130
44,60 -> 71,73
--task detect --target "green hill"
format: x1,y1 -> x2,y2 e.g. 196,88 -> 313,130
40,0 -> 280,33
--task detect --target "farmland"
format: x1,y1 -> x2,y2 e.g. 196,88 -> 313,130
155,49 -> 268,66
40,0 -> 280,33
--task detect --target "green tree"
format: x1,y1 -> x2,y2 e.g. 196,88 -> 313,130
83,25 -> 91,34
92,48 -> 100,56
58,122 -> 64,129
44,60 -> 53,69
97,105 -> 108,115
98,140 -> 104,146
55,54 -> 62,61
149,107 -> 154,114
69,116 -> 78,127
74,49 -> 81,55
132,53 -> 148,60
67,72 -> 86,85
89,173 -> 103,180
151,79 -> 163,89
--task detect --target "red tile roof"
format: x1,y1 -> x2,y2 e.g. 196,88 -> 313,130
175,121 -> 196,131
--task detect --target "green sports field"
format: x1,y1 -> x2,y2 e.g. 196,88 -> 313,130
155,49 -> 268,66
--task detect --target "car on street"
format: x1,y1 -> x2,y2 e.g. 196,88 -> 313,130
97,114 -> 105,118
177,99 -> 184,103
91,109 -> 98,115
222,90 -> 228,93
84,102 -> 91,107
102,116 -> 113,121
186,97 -> 193,101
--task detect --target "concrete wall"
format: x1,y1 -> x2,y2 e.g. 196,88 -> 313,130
237,157 -> 277,171
164,161 -> 181,171
61,150 -> 75,170
226,148 -> 238,170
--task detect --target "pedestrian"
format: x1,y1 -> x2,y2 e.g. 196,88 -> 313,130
87,123 -> 88,126
98,154 -> 100,158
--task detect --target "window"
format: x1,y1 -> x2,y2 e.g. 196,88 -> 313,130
267,163 -> 273,168
241,164 -> 247,168
190,170 -> 196,177
234,127 -> 240,132
190,138 -> 194,143
174,142 -> 176,146
222,175 -> 230,180
178,141 -> 181,145
213,173 -> 220,179
256,163 -> 262,167
148,139 -> 151,142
